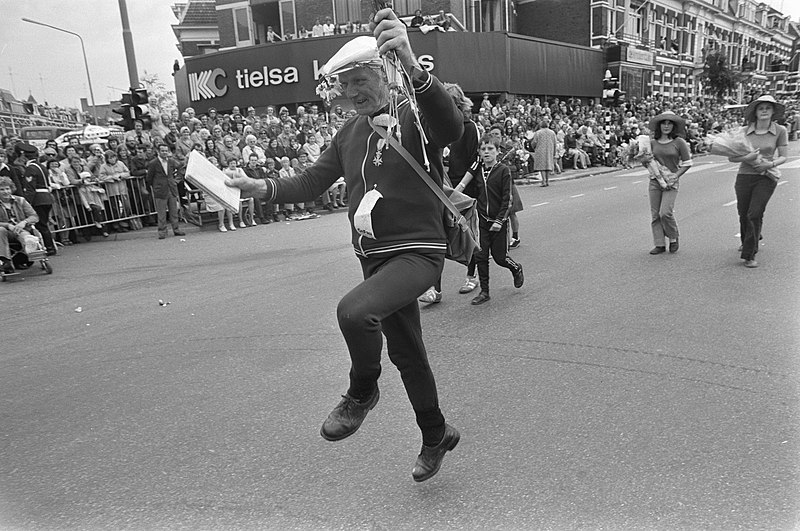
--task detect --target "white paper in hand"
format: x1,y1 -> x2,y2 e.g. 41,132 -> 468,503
185,151 -> 241,213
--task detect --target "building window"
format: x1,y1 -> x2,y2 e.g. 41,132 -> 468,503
234,7 -> 252,45
393,0 -> 422,15
279,0 -> 296,37
334,0 -> 362,24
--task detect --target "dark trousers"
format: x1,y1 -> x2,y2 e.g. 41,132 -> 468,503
33,204 -> 55,252
735,174 -> 777,260
476,218 -> 520,293
337,251 -> 446,438
155,195 -> 179,235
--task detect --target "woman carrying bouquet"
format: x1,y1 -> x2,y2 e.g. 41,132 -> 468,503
646,112 -> 692,255
728,95 -> 787,268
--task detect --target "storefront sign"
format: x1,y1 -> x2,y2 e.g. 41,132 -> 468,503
177,32 -> 604,112
626,47 -> 654,66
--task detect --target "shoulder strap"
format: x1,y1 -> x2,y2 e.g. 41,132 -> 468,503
369,118 -> 465,224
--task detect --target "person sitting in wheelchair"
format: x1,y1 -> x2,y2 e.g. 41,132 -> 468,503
0,176 -> 40,274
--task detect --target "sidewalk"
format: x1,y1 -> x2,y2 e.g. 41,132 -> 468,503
514,149 -> 719,187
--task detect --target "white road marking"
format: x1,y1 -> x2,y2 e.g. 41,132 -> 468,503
723,200 -> 737,207
532,202 -> 550,207
777,181 -> 788,186
715,164 -> 739,172
604,186 -> 617,190
570,194 -> 585,198
782,158 -> 800,169
632,180 -> 643,184
687,162 -> 728,173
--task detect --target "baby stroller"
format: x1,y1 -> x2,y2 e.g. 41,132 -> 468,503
1,226 -> 53,281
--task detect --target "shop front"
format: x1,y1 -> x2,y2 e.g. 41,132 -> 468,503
604,43 -> 656,101
175,31 -> 605,114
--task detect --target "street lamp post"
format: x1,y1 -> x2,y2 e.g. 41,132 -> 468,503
21,17 -> 98,125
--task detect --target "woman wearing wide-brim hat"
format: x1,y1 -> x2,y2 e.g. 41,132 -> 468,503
645,111 -> 693,255
727,95 -> 788,268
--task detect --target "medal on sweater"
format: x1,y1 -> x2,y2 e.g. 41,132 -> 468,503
372,114 -> 397,167
373,139 -> 385,166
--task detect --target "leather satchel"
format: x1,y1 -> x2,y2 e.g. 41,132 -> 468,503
369,119 -> 480,265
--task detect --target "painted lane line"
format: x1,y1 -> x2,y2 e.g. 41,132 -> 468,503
532,202 -> 550,207
777,181 -> 788,186
687,162 -> 728,173
715,165 -> 739,172
632,180 -> 643,184
782,159 -> 800,169
570,194 -> 585,198
723,200 -> 737,207
604,186 -> 617,190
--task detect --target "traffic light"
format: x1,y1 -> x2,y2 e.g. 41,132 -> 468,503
111,92 -> 133,130
129,87 -> 152,129
602,70 -> 626,106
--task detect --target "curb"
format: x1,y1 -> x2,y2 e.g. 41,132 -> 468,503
513,152 -> 714,186
514,166 -> 619,186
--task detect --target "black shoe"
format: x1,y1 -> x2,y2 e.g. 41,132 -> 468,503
324,203 -> 334,212
1,258 -> 14,274
512,264 -> 524,288
173,229 -> 186,236
669,240 -> 679,253
509,237 -> 520,249
471,291 -> 491,305
649,246 -> 666,255
320,388 -> 380,441
158,233 -> 166,240
46,249 -> 57,256
412,423 -> 460,482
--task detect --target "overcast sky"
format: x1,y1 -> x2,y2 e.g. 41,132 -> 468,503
0,0 -> 798,110
0,0 -> 179,109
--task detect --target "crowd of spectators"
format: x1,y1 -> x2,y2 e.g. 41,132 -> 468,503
1,89 -> 798,255
259,9 -> 454,42
469,93 -> 799,178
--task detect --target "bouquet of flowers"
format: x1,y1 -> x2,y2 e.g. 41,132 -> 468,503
631,134 -> 669,190
708,129 -> 781,180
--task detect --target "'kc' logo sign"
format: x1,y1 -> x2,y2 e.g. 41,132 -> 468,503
189,68 -> 228,102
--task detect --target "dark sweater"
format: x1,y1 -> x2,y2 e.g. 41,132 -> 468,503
470,160 -> 513,224
263,71 -> 463,258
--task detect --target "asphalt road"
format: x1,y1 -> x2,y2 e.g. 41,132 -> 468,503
2,147 -> 799,530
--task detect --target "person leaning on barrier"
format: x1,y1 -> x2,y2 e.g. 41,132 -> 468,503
0,175 -> 39,273
99,150 -> 133,233
226,8 -> 464,482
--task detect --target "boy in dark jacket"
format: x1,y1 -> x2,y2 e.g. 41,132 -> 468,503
461,135 -> 524,305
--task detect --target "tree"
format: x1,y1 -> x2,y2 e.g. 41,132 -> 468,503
139,71 -> 177,116
698,50 -> 741,101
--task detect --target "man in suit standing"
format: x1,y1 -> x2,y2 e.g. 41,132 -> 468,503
146,144 -> 185,239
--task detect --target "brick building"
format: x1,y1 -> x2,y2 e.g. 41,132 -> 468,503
171,0 -> 799,111
172,0 -> 221,57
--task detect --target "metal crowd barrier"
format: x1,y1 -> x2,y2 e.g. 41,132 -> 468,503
49,176 -> 157,237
